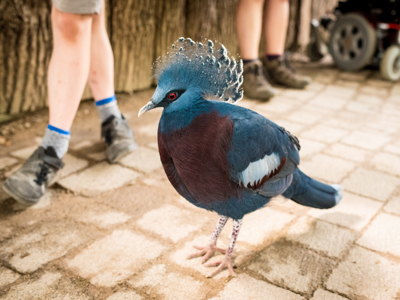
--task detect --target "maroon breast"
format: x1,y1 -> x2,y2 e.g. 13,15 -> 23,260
159,111 -> 241,204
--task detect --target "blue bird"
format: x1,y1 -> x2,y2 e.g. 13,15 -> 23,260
139,37 -> 343,278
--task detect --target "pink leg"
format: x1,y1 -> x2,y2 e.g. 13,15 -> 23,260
205,219 -> 243,278
187,215 -> 229,263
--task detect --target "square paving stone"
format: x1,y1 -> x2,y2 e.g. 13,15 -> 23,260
273,119 -> 305,136
0,156 -> 18,170
87,151 -> 107,161
300,154 -> 355,182
248,241 -> 335,296
308,93 -> 347,110
78,210 -> 131,228
341,131 -> 391,150
287,216 -> 357,258
280,89 -> 317,101
130,264 -> 206,300
0,266 -> 20,288
359,85 -> 389,97
0,221 -> 95,273
70,140 -> 93,150
120,147 -> 162,173
287,109 -> 324,125
106,291 -> 142,300
298,138 -> 326,159
57,154 -> 89,179
10,145 -> 38,159
147,142 -> 159,150
169,235 -> 244,279
221,207 -> 295,246
209,274 -> 304,300
371,152 -> 400,177
306,81 -> 326,92
324,143 -> 369,163
2,271 -> 92,300
254,99 -> 297,114
342,168 -> 400,202
356,212 -> 400,257
301,125 -> 349,144
384,196 -> 400,215
338,72 -> 367,81
311,289 -> 349,300
326,246 -> 400,300
58,162 -> 140,196
384,140 -> 400,155
308,192 -> 383,231
324,85 -> 357,99
137,121 -> 159,137
66,230 -> 166,287
137,204 -> 209,243
346,101 -> 380,114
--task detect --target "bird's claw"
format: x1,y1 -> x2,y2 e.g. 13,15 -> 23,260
186,244 -> 226,264
205,257 -> 236,278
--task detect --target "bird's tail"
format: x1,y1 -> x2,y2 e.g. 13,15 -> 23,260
283,168 -> 343,209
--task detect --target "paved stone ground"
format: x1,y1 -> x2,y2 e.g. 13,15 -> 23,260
1,61 -> 400,300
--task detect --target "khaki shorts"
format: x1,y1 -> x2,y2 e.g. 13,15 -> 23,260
52,0 -> 102,14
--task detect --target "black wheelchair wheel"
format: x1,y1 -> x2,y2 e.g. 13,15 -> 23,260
329,13 -> 376,71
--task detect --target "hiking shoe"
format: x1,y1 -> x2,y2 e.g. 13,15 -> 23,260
2,146 -> 64,205
242,60 -> 276,100
101,115 -> 137,163
262,56 -> 311,89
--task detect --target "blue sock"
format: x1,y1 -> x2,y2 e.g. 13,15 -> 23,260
42,125 -> 70,158
95,95 -> 122,122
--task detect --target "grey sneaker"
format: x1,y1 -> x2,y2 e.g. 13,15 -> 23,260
262,56 -> 311,89
2,146 -> 64,205
101,115 -> 137,163
242,60 -> 276,100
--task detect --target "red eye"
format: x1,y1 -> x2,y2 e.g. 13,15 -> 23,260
168,93 -> 177,100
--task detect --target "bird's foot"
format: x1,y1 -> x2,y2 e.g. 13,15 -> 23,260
186,243 -> 226,264
205,256 -> 236,278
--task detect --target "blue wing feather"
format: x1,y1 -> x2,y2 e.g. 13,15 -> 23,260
219,105 -> 300,181
212,102 -> 300,194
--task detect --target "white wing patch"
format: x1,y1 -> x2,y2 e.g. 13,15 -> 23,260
239,153 -> 281,188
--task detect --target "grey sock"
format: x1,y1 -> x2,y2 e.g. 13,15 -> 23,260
96,100 -> 122,123
42,128 -> 70,158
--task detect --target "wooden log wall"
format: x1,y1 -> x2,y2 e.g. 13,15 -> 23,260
0,0 -> 338,116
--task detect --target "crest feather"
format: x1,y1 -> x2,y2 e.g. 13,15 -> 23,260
153,37 -> 244,103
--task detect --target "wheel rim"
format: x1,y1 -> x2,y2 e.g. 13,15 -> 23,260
332,21 -> 367,61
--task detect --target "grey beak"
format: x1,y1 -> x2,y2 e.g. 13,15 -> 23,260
138,101 -> 156,117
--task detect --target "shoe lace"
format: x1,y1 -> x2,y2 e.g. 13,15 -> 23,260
102,120 -> 118,145
252,63 -> 268,86
283,56 -> 296,73
34,163 -> 50,186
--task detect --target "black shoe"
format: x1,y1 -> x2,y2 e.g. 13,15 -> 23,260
101,115 -> 137,163
2,147 -> 64,205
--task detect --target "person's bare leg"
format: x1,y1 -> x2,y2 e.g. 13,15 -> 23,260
236,0 -> 264,60
2,8 -> 93,205
264,0 -> 289,55
48,7 -> 93,131
262,0 -> 310,88
236,0 -> 275,99
88,1 -> 137,164
87,1 -> 114,100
